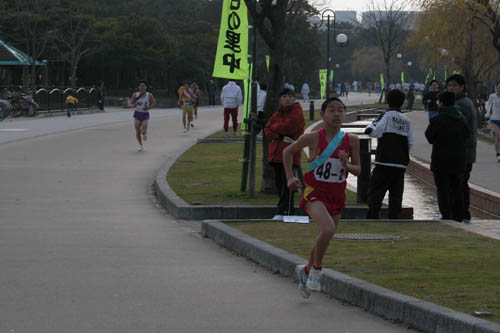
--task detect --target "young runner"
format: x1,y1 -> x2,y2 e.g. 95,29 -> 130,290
178,82 -> 196,132
191,81 -> 201,126
129,80 -> 157,151
283,97 -> 361,298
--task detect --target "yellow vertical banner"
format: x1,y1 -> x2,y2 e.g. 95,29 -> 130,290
212,0 -> 249,79
319,69 -> 327,105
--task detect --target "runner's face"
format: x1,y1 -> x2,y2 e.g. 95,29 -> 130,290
496,83 -> 500,95
279,94 -> 295,108
447,81 -> 463,95
321,100 -> 345,126
138,83 -> 147,93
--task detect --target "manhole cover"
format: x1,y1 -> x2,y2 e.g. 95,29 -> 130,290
334,233 -> 407,241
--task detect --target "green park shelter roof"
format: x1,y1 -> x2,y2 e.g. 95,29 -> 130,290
0,39 -> 47,66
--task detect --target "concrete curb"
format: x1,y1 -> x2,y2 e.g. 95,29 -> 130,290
201,220 -> 500,333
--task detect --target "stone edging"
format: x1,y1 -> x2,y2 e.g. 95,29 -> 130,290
407,157 -> 500,218
201,220 -> 500,333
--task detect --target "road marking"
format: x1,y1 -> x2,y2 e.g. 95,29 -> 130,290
0,128 -> 29,131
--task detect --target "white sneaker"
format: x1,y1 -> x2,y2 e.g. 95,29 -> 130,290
295,265 -> 311,298
232,131 -> 239,136
142,134 -> 147,141
224,132 -> 230,137
190,122 -> 195,128
497,154 -> 500,162
306,267 -> 322,291
271,215 -> 283,221
137,145 -> 144,151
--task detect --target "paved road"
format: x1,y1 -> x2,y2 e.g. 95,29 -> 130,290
0,99 -> 412,332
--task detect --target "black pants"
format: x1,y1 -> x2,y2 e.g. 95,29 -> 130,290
460,163 -> 473,220
209,94 -> 216,106
433,171 -> 464,221
366,165 -> 405,219
271,163 -> 296,215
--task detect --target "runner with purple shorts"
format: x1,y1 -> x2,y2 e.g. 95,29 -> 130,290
129,80 -> 157,151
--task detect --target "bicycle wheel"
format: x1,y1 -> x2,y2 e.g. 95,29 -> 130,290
10,106 -> 23,118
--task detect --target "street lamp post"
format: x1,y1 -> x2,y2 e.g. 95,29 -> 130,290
310,10 -> 348,99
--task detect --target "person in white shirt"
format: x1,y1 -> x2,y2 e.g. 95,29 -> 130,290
486,81 -> 500,161
221,80 -> 243,136
301,83 -> 310,103
257,82 -> 267,117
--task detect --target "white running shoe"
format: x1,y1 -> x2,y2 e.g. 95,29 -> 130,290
271,215 -> 283,221
306,267 -> 322,292
143,134 -> 147,141
183,127 -> 187,133
232,131 -> 239,136
295,265 -> 311,298
497,154 -> 500,162
190,122 -> 195,128
224,132 -> 230,137
137,145 -> 144,151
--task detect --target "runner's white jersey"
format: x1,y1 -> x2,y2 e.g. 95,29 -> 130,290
135,92 -> 150,113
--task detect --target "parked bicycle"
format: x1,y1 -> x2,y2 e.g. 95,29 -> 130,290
1,88 -> 39,118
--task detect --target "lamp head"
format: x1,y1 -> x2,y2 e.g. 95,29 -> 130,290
336,33 -> 348,45
309,15 -> 321,26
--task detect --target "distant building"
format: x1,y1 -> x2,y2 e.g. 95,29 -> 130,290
335,11 -> 358,24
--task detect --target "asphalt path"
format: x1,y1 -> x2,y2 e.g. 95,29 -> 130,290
0,97 -> 413,332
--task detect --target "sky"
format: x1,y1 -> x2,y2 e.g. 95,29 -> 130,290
325,0 -> 421,12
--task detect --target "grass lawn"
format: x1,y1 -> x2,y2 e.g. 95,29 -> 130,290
167,142 -> 358,205
229,220 -> 500,323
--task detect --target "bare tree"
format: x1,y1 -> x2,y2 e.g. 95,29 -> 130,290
51,8 -> 98,89
12,0 -> 55,95
360,0 -> 410,101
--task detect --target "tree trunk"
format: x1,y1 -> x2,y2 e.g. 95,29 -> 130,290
260,27 -> 286,194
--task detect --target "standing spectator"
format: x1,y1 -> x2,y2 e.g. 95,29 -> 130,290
97,81 -> 105,110
406,84 -> 415,110
447,74 -> 478,223
364,89 -> 413,219
301,82 -> 310,103
344,81 -> 350,99
485,81 -> 500,162
353,80 -> 358,92
257,82 -> 267,119
340,82 -> 346,97
367,81 -> 373,96
208,79 -> 217,107
423,80 -> 440,119
66,93 -> 78,118
425,91 -> 469,222
264,88 -> 305,220
221,80 -> 243,136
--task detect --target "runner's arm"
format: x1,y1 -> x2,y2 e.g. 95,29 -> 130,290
148,94 -> 157,110
128,93 -> 137,108
283,133 -> 315,190
341,134 -> 360,176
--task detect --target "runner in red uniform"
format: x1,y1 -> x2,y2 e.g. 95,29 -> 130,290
283,97 -> 360,298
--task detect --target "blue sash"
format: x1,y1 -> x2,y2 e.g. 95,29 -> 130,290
308,130 -> 346,171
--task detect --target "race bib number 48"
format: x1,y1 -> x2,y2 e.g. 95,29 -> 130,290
314,158 -> 345,183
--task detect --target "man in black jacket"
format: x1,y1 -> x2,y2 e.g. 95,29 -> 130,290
446,74 -> 478,223
364,89 -> 413,219
425,91 -> 469,222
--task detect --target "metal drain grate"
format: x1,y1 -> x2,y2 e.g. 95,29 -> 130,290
334,233 -> 407,241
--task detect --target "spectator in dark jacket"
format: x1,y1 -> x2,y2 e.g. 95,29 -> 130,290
264,88 -> 305,220
364,89 -> 413,219
425,91 -> 469,222
422,80 -> 440,119
446,74 -> 478,223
